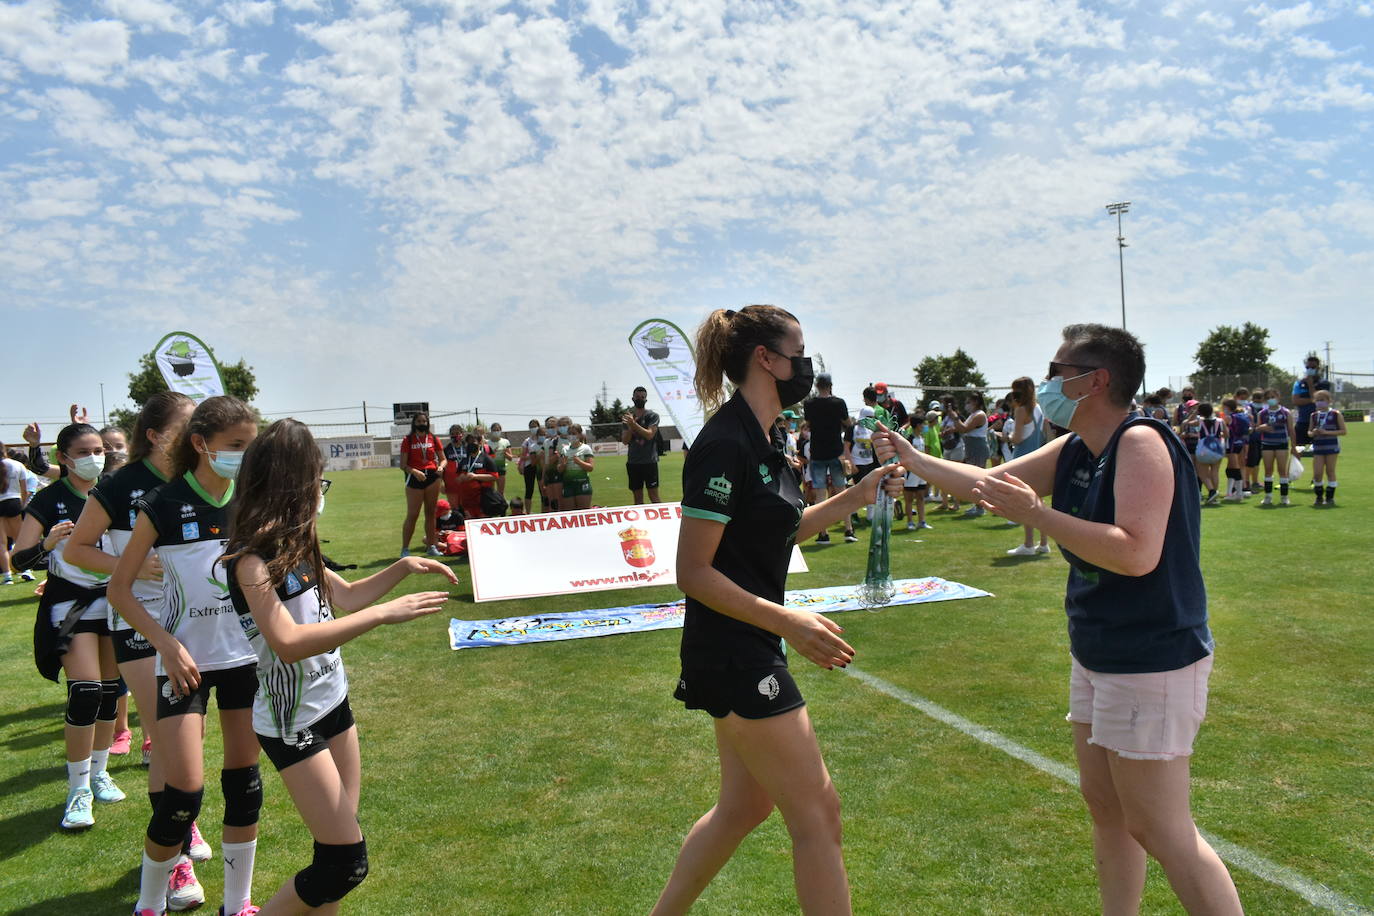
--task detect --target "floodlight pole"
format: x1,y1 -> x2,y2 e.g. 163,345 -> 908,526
1105,202 -> 1130,330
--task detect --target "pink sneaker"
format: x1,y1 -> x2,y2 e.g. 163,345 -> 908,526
141,735 -> 153,767
111,729 -> 133,755
187,820 -> 212,862
218,905 -> 260,916
167,858 -> 205,911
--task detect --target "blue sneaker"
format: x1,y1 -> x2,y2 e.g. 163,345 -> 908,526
92,770 -> 126,803
400,548 -> 411,558
61,786 -> 94,830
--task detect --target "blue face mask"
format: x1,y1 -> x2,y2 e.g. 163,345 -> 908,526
1036,371 -> 1095,429
207,449 -> 244,480
557,425 -> 569,435
1267,398 -> 1279,408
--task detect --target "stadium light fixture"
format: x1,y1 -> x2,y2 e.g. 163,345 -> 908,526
1105,201 -> 1130,330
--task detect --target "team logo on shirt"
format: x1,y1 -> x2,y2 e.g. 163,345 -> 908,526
285,571 -> 301,593
704,475 -> 732,505
182,522 -> 200,540
289,729 -> 316,750
758,463 -> 773,484
757,674 -> 781,701
130,489 -> 145,502
206,573 -> 230,601
181,504 -> 196,517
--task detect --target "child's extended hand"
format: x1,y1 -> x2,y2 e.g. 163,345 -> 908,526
374,591 -> 450,624
403,556 -> 460,585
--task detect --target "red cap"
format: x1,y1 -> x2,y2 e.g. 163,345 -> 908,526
437,499 -> 451,512
874,382 -> 888,392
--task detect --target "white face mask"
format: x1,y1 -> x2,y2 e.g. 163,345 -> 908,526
69,454 -> 104,481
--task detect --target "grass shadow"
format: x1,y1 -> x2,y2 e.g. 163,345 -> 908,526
0,702 -> 64,730
987,556 -> 1050,568
6,865 -> 140,915
0,803 -> 65,862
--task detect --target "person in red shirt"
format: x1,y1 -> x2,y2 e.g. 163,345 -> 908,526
399,412 -> 446,558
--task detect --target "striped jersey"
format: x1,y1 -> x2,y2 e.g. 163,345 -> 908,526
136,473 -> 254,675
228,559 -> 348,742
1258,406 -> 1291,447
89,459 -> 169,631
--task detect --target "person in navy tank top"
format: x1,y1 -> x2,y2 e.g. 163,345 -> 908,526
874,324 -> 1242,916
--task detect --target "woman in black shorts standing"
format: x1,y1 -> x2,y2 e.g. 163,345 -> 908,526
651,305 -> 901,916
399,412 -> 445,558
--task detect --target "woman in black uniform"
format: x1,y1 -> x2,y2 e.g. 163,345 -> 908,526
651,306 -> 902,916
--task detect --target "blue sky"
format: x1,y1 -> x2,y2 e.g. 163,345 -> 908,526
3,0 -> 1372,439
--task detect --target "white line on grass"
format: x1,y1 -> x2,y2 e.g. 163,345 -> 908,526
842,665 -> 1373,916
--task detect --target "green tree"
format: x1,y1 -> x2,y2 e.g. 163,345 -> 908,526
109,350 -> 260,431
588,398 -> 627,441
913,349 -> 987,404
1193,323 -> 1273,376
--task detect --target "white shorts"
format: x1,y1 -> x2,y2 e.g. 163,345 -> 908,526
1066,654 -> 1212,760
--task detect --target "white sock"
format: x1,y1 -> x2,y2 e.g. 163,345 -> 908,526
222,839 -> 258,912
137,851 -> 178,912
66,758 -> 91,792
90,748 -> 110,776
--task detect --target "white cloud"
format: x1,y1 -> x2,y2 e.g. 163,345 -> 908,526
224,0 -> 275,28
100,0 -> 191,34
1246,2 -> 1327,33
1290,35 -> 1338,58
0,0 -> 129,84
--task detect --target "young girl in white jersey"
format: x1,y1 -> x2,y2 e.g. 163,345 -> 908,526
111,395 -> 263,916
67,391 -> 215,901
11,422 -> 125,831
224,419 -> 454,913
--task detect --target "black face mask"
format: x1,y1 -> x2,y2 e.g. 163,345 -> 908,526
632,398 -> 647,408
768,351 -> 814,406
416,425 -> 429,433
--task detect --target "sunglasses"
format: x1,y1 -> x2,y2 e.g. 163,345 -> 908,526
1046,362 -> 1101,381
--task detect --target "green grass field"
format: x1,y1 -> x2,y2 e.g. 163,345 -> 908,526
2,429 -> 1370,915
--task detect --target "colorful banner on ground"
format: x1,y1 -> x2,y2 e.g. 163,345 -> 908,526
628,318 -> 705,446
449,577 -> 992,650
465,502 -> 807,602
152,331 -> 224,403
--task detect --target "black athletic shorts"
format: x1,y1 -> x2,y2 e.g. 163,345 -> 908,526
1246,442 -> 1262,468
63,617 -> 111,642
675,664 -> 805,720
258,697 -> 355,772
405,468 -> 440,491
626,462 -> 660,491
112,627 -> 155,664
157,664 -> 257,719
0,497 -> 21,518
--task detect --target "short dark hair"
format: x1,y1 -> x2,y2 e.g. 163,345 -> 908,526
1060,323 -> 1145,408
633,386 -> 647,395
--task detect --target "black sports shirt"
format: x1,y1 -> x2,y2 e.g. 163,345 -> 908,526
680,391 -> 806,668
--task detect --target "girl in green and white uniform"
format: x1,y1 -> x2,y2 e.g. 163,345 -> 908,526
557,423 -> 595,510
224,418 -> 455,913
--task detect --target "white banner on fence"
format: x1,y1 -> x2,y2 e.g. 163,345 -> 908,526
317,436 -> 377,471
152,331 -> 224,403
628,318 -> 705,447
465,502 -> 807,602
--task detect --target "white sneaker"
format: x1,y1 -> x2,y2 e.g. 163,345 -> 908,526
917,521 -> 934,530
1035,544 -> 1051,554
906,521 -> 916,531
91,770 -> 126,803
60,786 -> 94,830
167,857 -> 206,911
426,545 -> 443,557
1281,495 -> 1291,506
20,570 -> 36,581
188,820 -> 212,862
1260,495 -> 1272,506
1006,545 -> 1037,557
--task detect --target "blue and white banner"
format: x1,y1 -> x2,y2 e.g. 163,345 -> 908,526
448,577 -> 992,650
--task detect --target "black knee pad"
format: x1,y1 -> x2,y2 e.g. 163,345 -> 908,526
65,679 -> 102,727
97,679 -> 121,722
221,765 -> 263,828
294,839 -> 369,907
148,784 -> 203,847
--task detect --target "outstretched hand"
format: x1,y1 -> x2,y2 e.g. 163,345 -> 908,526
375,591 -> 450,624
781,610 -> 854,670
970,471 -> 1044,525
404,556 -> 460,584
871,421 -> 917,467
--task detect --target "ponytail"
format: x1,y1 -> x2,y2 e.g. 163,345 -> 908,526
129,390 -> 195,465
693,304 -> 798,411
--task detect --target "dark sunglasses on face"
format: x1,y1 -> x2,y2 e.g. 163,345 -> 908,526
1046,362 -> 1101,381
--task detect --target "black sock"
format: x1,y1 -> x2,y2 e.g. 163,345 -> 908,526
1207,488 -> 1217,499
1327,486 -> 1336,501
1280,483 -> 1290,496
